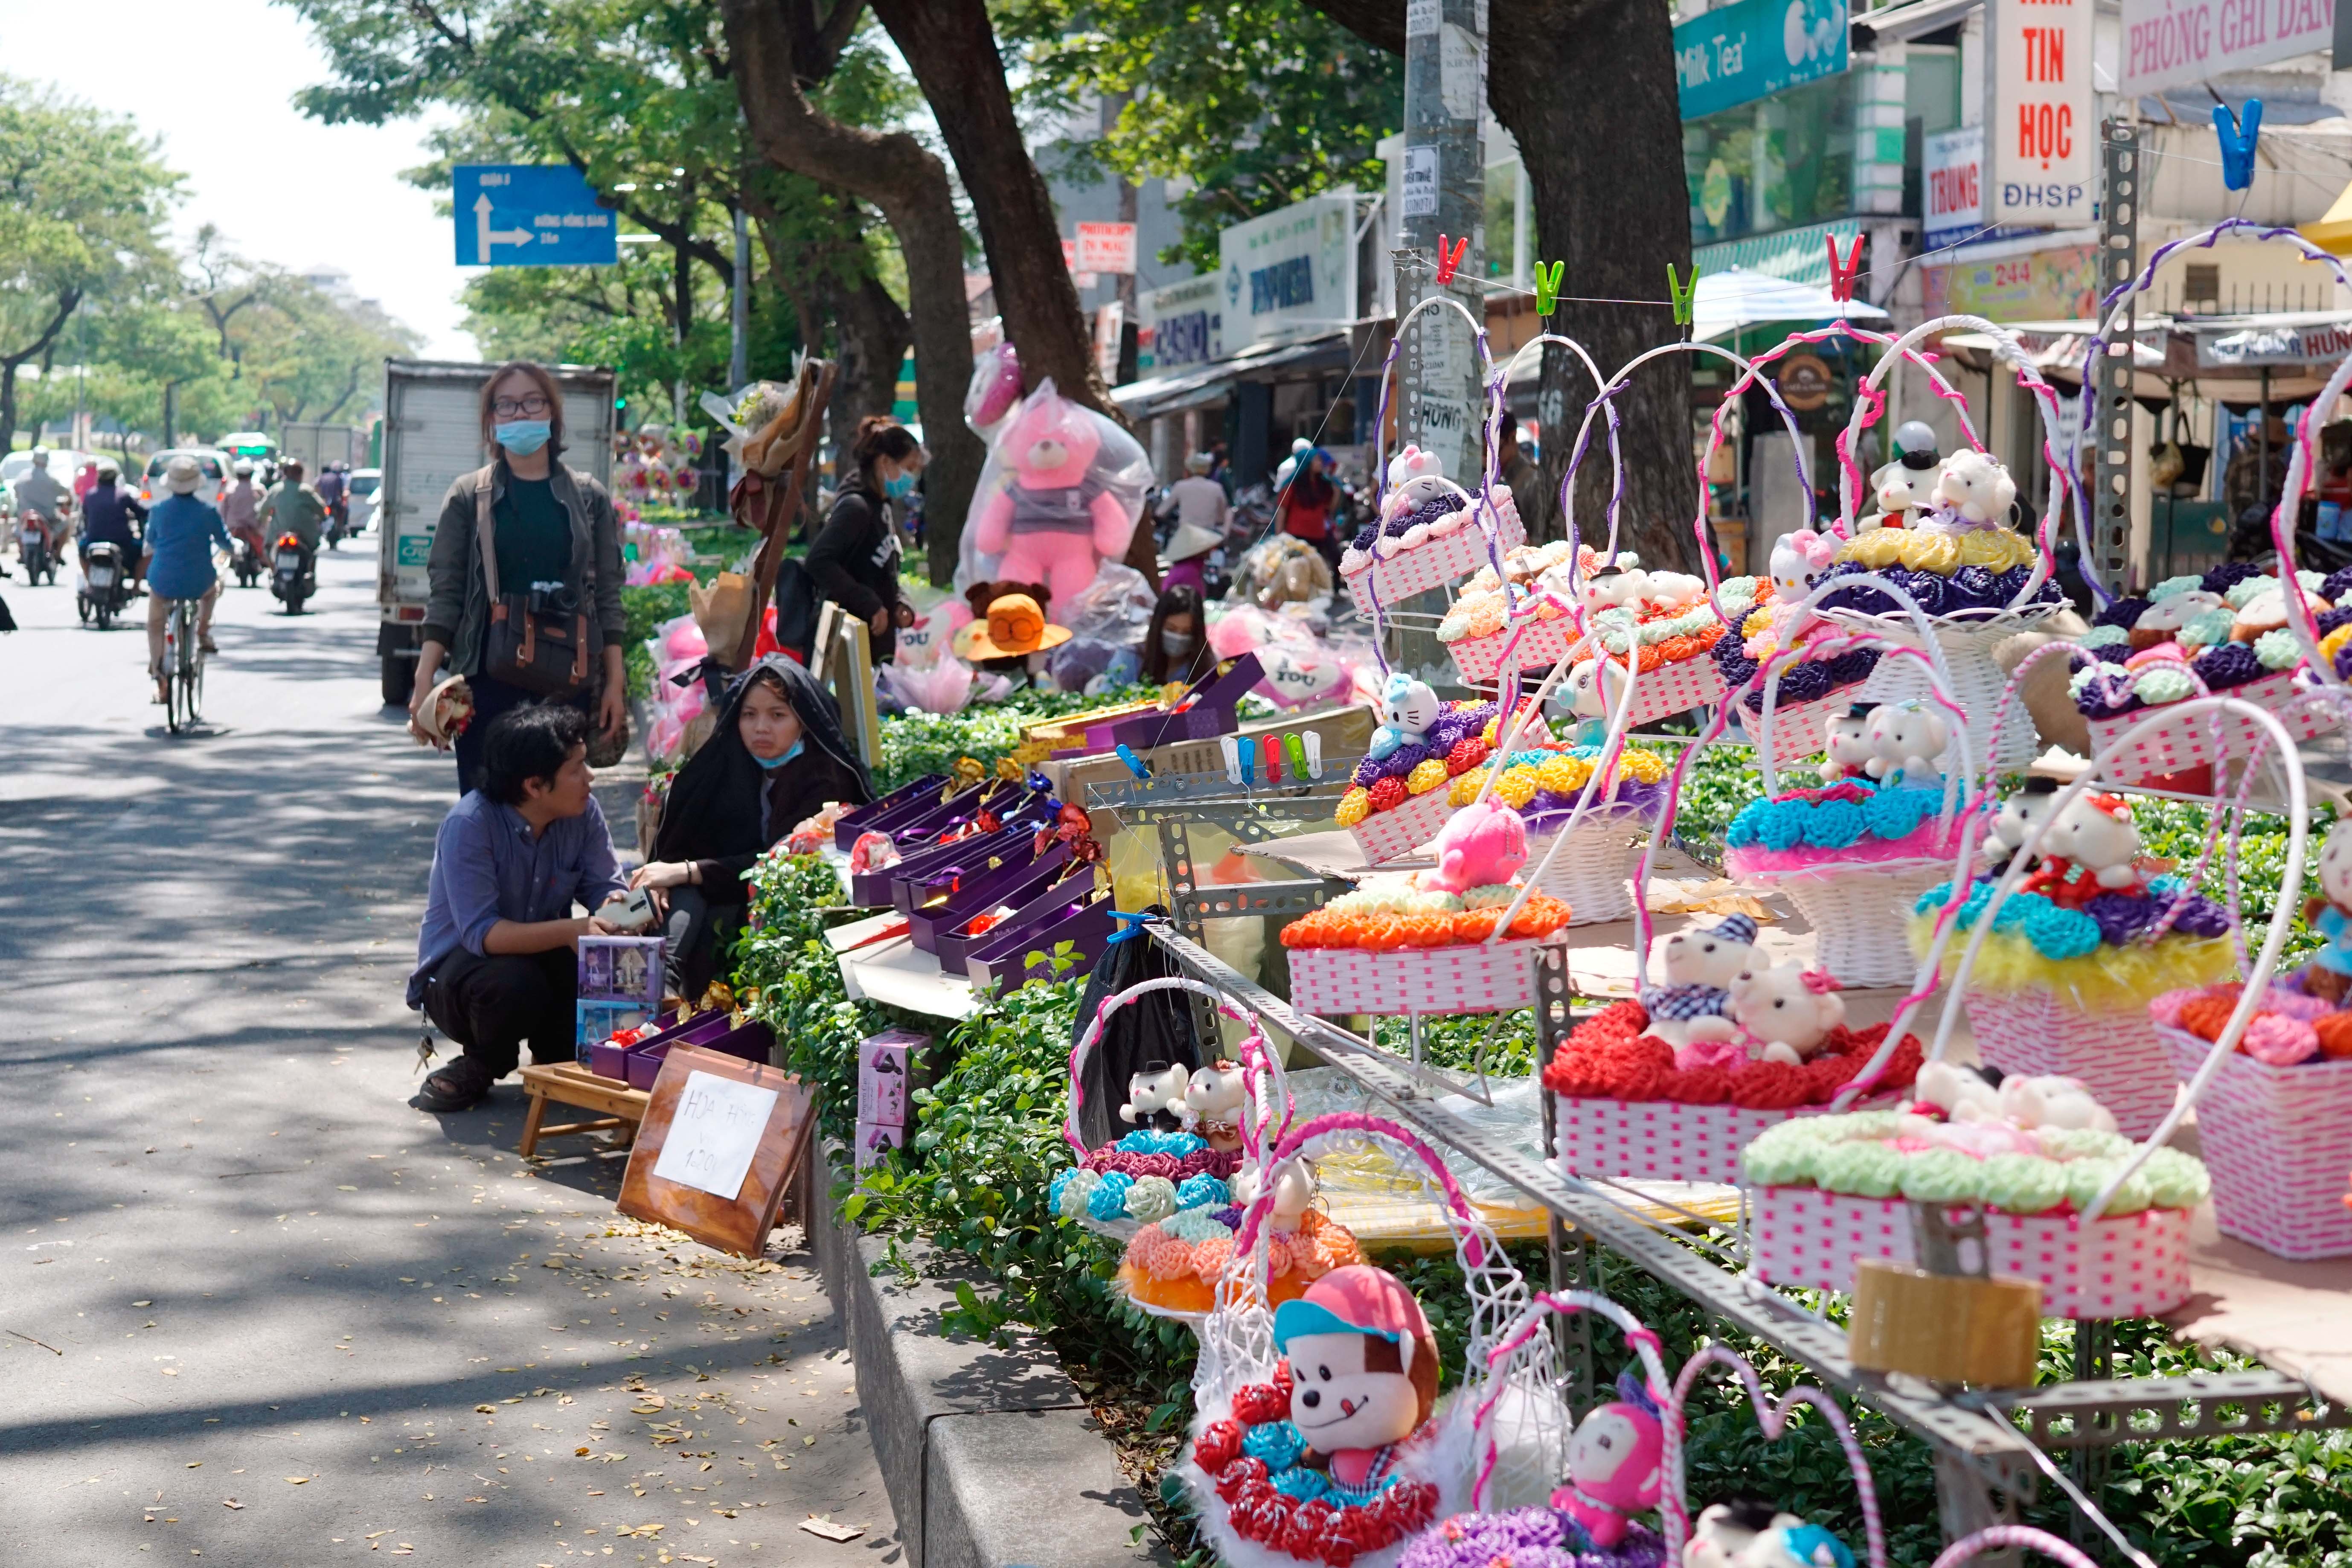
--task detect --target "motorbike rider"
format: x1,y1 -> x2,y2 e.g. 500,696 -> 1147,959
219,461 -> 265,563
12,446 -> 75,559
79,463 -> 147,582
256,457 -> 328,582
143,454 -> 232,690
317,461 -> 349,540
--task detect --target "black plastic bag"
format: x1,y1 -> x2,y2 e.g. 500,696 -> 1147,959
1069,906 -> 1203,1149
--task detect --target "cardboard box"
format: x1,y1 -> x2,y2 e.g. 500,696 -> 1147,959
854,1116 -> 907,1171
858,1027 -> 930,1127
579,936 -> 666,1008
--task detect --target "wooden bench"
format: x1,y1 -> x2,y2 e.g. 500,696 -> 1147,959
517,1061 -> 652,1157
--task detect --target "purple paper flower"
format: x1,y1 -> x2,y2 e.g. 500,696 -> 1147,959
2324,567 -> 2352,604
2094,596 -> 2150,630
1779,661 -> 1834,703
2320,605 -> 2352,636
2202,561 -> 2263,596
1350,524 -> 1379,552
1898,567 -> 1954,616
2095,643 -> 2132,664
1382,742 -> 1429,779
1352,756 -> 1385,788
1952,564 -> 2000,602
2166,894 -> 2232,939
2192,641 -> 2262,691
1825,646 -> 1881,686
2084,891 -> 2157,946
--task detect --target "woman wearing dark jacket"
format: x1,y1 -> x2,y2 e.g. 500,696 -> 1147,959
631,656 -> 874,1002
404,360 -> 629,794
806,416 -> 927,663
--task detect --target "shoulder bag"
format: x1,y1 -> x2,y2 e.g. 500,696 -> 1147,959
473,469 -> 591,698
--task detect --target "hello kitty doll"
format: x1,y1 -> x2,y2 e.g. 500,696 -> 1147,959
1421,795 -> 1529,895
1368,672 -> 1442,760
1727,963 -> 1846,1066
1862,701 -> 1949,787
2299,817 -> 2352,1005
1930,448 -> 2019,529
1271,1265 -> 1441,1489
1817,703 -> 1878,785
1983,775 -> 2061,875
1379,444 -> 1456,533
1766,529 -> 1837,645
2020,794 -> 2145,907
1640,913 -> 1757,1053
1181,1061 -> 1247,1152
1551,1369 -> 1666,1549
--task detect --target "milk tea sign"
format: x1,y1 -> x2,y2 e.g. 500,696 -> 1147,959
1988,0 -> 2094,227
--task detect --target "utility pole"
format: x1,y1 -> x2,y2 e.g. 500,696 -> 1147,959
730,204 -> 750,391
1395,0 -> 1487,486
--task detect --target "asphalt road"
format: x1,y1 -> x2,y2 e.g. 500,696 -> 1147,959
0,541 -> 895,1566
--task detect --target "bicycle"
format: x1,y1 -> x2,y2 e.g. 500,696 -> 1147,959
160,594 -> 204,734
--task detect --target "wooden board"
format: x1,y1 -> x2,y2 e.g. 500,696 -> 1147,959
617,1044 -> 815,1259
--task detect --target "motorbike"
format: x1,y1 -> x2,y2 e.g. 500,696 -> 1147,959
77,541 -> 134,630
231,533 -> 262,588
269,531 -> 313,615
16,517 -> 55,586
324,502 -> 352,550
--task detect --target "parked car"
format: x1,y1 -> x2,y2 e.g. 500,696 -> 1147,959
346,466 -> 382,533
139,448 -> 230,509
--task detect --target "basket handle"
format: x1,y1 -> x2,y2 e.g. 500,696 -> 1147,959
1929,1527 -> 2102,1568
1063,976 -> 1263,1155
1465,1289 -> 1675,1531
1487,332 -> 1620,564
1666,1345 -> 1885,1568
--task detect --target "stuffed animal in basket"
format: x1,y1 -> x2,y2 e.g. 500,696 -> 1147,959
1982,775 -> 2061,875
971,384 -> 1136,604
1183,1061 -> 1248,1152
1817,703 -> 1878,785
1726,963 -> 1845,1067
1230,1157 -> 1315,1233
2301,817 -> 2352,1005
1998,1073 -> 2119,1135
1932,448 -> 2018,527
1368,672 -> 1442,761
1120,1062 -> 1192,1133
1858,423 -> 1940,533
1768,529 -> 1836,609
1549,1368 -> 1665,1549
1685,1501 -> 1802,1568
1382,445 -> 1453,520
1862,701 -> 1948,785
1274,1266 -> 1442,1495
2017,794 -> 2146,906
1421,796 -> 1529,896
1640,913 -> 1758,1050
1739,1522 -> 1858,1568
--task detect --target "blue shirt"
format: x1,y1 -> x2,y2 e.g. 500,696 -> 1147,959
407,791 -> 626,1007
81,483 -> 140,549
143,494 -> 232,600
2318,905 -> 2352,974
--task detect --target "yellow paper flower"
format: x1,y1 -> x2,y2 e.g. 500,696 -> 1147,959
1839,531 -> 1907,570
2323,623 -> 2352,667
1741,607 -> 1775,639
1335,787 -> 1371,827
1537,754 -> 1592,795
1619,748 -> 1669,784
1492,766 -> 1540,808
1407,758 -> 1450,795
1897,531 -> 1962,575
1449,771 -> 1485,806
1481,717 -> 1501,746
1957,528 -> 2032,571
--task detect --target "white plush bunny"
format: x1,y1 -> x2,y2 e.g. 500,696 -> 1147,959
1931,448 -> 2018,526
1229,1156 -> 1314,1233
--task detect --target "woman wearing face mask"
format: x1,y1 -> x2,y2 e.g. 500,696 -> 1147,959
407,360 -> 629,795
631,656 -> 874,1004
807,415 -> 926,663
1140,583 -> 1216,686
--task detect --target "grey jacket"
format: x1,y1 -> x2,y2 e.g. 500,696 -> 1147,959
421,460 -> 627,678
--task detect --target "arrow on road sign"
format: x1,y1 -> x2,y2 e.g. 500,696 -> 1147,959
474,193 -> 535,256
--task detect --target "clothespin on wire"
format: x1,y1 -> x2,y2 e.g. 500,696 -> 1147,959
1826,233 -> 1864,303
1666,263 -> 1700,334
2214,99 -> 2263,192
1534,260 -> 1564,317
1433,234 -> 1469,286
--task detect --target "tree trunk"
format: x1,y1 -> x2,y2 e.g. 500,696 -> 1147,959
1300,0 -> 1697,572
866,0 -> 1112,419
0,291 -> 82,461
827,266 -> 912,466
719,0 -> 985,585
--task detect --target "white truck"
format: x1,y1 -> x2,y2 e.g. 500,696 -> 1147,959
281,421 -> 364,475
374,358 -> 617,707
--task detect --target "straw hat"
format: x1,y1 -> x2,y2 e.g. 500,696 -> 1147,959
1166,522 -> 1221,563
416,674 -> 475,747
952,593 -> 1071,660
164,455 -> 203,495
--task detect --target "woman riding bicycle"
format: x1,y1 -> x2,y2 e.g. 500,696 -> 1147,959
142,455 -> 231,702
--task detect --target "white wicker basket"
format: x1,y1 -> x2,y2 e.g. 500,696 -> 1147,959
1829,604 -> 2062,772
1762,862 -> 1951,987
1525,818 -> 1644,925
1965,990 -> 2182,1139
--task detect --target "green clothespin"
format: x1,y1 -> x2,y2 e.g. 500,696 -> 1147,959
1534,260 -> 1564,318
1667,264 -> 1700,331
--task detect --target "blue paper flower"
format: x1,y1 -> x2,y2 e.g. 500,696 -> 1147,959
1086,1171 -> 1134,1220
1243,1420 -> 1308,1472
1916,881 -> 1955,916
1049,1170 -> 1074,1214
1864,786 -> 1932,841
1175,1173 -> 1227,1210
1757,801 -> 1808,852
1271,1466 -> 1330,1502
1803,797 -> 1868,849
2023,905 -> 2102,960
1726,800 -> 1773,848
1990,889 -> 2050,934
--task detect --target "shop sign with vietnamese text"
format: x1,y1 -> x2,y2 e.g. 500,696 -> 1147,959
2122,0 -> 2334,97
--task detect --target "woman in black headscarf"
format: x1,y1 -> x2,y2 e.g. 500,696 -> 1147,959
631,655 -> 873,1003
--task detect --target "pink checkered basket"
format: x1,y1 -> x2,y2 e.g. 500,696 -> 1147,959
1346,783 -> 1456,867
2157,1023 -> 2352,1260
2084,671 -> 2338,786
1552,1097 -> 1835,1184
1748,1184 -> 2194,1318
1342,504 -> 1526,607
1289,934 -> 1565,1016
1966,991 -> 2181,1139
1445,616 -> 1584,684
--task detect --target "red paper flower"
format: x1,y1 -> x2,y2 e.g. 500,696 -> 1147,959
1195,1421 -> 1243,1477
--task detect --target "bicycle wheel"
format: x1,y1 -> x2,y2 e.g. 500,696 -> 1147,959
163,605 -> 187,735
177,605 -> 204,728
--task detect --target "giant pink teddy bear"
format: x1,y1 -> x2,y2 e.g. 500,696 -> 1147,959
971,390 -> 1136,605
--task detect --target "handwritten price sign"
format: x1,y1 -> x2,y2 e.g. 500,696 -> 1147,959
651,1072 -> 780,1201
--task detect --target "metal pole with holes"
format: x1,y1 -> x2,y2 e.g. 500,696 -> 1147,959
2096,122 -> 2142,591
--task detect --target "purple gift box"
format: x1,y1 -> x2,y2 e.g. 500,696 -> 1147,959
624,1015 -> 776,1091
955,866 -> 1096,980
965,892 -> 1116,994
914,842 -> 1075,962
584,1006 -> 729,1083
833,773 -> 948,852
886,824 -> 1039,917
1106,653 -> 1262,751
847,786 -> 1051,907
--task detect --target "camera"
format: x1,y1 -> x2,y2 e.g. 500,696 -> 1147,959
526,580 -> 577,616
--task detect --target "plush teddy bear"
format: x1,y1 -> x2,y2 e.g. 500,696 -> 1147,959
1230,1156 -> 1315,1233
1983,775 -> 2061,875
1640,913 -> 1757,1052
1118,1061 -> 1191,1133
1180,1061 -> 1247,1152
1639,570 -> 1707,614
1421,795 -> 1529,895
1581,565 -> 1652,618
1367,672 -> 1442,760
1551,1368 -> 1666,1549
1997,1073 -> 2119,1135
1270,1265 -> 1440,1487
2298,817 -> 2352,1005
1909,1059 -> 2003,1122
1684,1501 -> 1800,1568
1863,701 -> 1949,785
1817,702 -> 1879,785
1727,963 -> 1846,1066
1930,448 -> 2018,527
970,382 -> 1137,605
1858,423 -> 1941,532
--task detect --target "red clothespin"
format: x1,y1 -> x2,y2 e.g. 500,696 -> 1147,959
1434,234 -> 1469,286
1826,233 -> 1865,303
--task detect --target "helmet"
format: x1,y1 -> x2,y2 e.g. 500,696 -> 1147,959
29,445 -> 49,466
96,463 -> 118,482
233,462 -> 254,477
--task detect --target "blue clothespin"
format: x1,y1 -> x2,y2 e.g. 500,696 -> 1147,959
1106,908 -> 1158,945
1115,743 -> 1152,780
2214,99 -> 2263,192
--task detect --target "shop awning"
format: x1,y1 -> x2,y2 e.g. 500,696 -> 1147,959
1693,268 -> 1889,343
1692,218 -> 1864,290
1111,331 -> 1353,419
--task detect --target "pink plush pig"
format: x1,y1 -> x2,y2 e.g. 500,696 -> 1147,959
1420,796 -> 1528,895
971,382 -> 1136,604
1551,1369 -> 1666,1549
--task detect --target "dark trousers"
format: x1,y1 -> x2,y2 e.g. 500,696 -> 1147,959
663,884 -> 745,1005
419,946 -> 579,1079
453,672 -> 596,797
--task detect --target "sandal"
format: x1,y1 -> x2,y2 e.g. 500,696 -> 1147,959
411,1060 -> 493,1113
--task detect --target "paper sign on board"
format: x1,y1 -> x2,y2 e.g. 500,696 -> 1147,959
1988,0 -> 2094,227
651,1071 -> 779,1200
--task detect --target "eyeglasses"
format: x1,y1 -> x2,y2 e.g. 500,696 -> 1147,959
491,394 -> 552,418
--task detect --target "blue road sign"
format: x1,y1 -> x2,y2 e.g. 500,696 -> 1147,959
453,165 -> 618,267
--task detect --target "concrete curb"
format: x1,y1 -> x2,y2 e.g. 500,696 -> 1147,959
802,1140 -> 1167,1568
